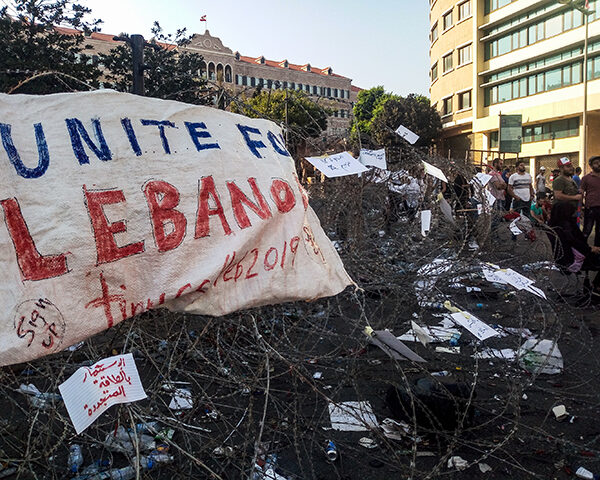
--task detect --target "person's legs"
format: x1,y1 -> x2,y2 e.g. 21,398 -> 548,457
583,207 -> 594,239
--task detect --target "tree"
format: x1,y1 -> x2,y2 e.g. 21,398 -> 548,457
0,0 -> 102,94
100,22 -> 209,105
350,86 -> 400,147
370,94 -> 442,151
231,88 -> 329,155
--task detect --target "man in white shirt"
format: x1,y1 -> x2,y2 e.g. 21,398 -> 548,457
536,166 -> 547,194
508,161 -> 534,218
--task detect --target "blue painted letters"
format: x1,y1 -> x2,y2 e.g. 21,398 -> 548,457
185,122 -> 220,151
0,123 -> 50,179
65,118 -> 112,165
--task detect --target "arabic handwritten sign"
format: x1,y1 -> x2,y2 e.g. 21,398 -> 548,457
358,148 -> 387,170
305,152 -> 368,178
0,90 -> 353,366
59,353 -> 146,434
395,125 -> 420,145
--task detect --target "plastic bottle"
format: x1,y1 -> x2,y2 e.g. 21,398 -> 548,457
80,459 -> 111,475
449,333 -> 461,347
68,444 -> 84,474
85,466 -> 135,480
325,440 -> 338,462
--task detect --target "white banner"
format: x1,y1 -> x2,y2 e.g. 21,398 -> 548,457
0,90 -> 353,366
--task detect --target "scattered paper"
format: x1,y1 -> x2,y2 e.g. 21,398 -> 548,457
552,404 -> 568,421
439,197 -> 455,224
479,463 -> 492,473
448,456 -> 468,470
59,353 -> 147,434
410,321 -> 433,346
367,329 -> 427,362
474,348 -> 516,360
359,148 -> 387,169
398,323 -> 460,343
328,401 -> 378,431
436,346 -> 461,354
421,210 -> 432,237
169,388 -> 193,410
395,124 -> 420,144
305,151 -> 368,178
450,311 -> 500,341
509,217 -> 523,236
422,161 -> 448,183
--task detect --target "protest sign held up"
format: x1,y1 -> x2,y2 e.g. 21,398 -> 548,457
0,90 -> 353,366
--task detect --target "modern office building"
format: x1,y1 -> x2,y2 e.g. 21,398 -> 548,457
429,0 -> 600,172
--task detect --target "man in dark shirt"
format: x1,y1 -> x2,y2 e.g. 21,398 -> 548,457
582,156 -> 600,246
553,157 -> 581,209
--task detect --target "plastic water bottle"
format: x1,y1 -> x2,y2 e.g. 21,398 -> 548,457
68,444 -> 84,474
449,333 -> 461,347
85,466 -> 135,480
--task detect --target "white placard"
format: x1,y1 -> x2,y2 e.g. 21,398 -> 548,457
421,210 -> 432,236
494,268 -> 534,290
450,312 -> 500,341
328,401 -> 378,431
395,125 -> 420,144
59,353 -> 147,434
422,161 -> 448,183
359,148 -> 387,170
305,152 -> 369,178
472,172 -> 492,187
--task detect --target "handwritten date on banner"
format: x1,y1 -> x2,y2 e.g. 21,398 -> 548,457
59,353 -> 146,434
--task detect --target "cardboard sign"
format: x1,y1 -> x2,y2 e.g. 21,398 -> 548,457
359,148 -> 387,170
305,151 -> 368,178
395,125 -> 420,145
0,90 -> 353,366
422,161 -> 448,183
450,312 -> 500,341
59,353 -> 146,434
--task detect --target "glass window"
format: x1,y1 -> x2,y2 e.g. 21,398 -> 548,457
313,85 -> 317,95
431,62 -> 438,81
498,83 -> 511,102
431,23 -> 439,42
251,77 -> 256,87
334,88 -> 339,97
545,15 -> 562,38
528,76 -> 536,95
545,68 -> 562,90
458,90 -> 471,109
498,35 -> 511,56
267,79 -> 273,89
459,44 -> 472,65
443,54 -> 453,72
458,1 -> 471,20
443,97 -> 453,115
443,10 -> 453,30
490,131 -> 499,148
242,75 -> 247,86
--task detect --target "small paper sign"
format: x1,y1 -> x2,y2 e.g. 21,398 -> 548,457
421,210 -> 432,236
450,311 -> 500,341
395,125 -> 420,144
423,161 -> 448,183
359,148 -> 387,170
59,353 -> 147,434
305,152 -> 368,178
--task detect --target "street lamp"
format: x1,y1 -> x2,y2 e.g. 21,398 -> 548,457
559,0 -> 593,172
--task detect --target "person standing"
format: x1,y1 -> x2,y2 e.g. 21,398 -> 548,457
488,158 -> 507,211
536,166 -> 547,194
553,157 -> 581,209
573,166 -> 582,188
508,161 -> 534,217
582,156 -> 600,247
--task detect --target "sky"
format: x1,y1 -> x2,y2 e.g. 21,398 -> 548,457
82,0 -> 431,97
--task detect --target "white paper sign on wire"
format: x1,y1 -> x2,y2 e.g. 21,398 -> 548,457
421,210 -> 432,237
450,312 -> 500,341
358,148 -> 387,170
395,124 -> 420,145
305,151 -> 368,178
423,161 -> 449,183
59,353 -> 146,434
0,90 -> 353,366
328,401 -> 378,431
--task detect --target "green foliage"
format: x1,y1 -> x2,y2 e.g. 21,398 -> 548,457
231,88 -> 329,153
0,0 -> 102,93
100,22 -> 208,105
350,86 -> 400,146
371,94 -> 442,149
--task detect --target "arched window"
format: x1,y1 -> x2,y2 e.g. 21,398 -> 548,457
216,63 -> 224,82
208,62 -> 216,81
225,65 -> 232,83
199,61 -> 207,78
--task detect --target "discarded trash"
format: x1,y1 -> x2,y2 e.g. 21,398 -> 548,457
365,327 -> 426,362
398,323 -> 460,344
435,346 -> 460,354
575,466 -> 595,479
552,405 -> 569,421
169,388 -> 193,410
328,401 -> 378,431
68,444 -> 84,474
410,320 -> 433,346
17,383 -> 62,410
479,462 -> 492,473
518,339 -> 563,375
431,371 -> 450,377
447,456 -> 468,470
213,446 -> 233,457
474,348 -> 516,360
449,332 -> 461,346
103,426 -> 156,454
358,437 -> 377,449
449,311 -> 500,341
79,459 -> 112,476
380,418 -> 419,442
313,372 -> 323,380
325,440 -> 338,462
